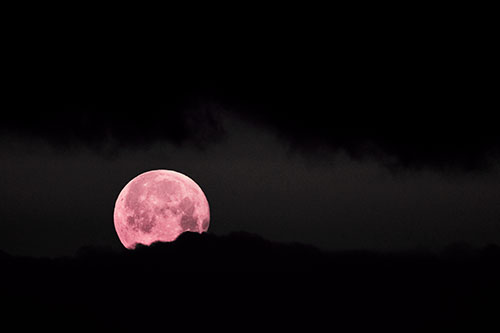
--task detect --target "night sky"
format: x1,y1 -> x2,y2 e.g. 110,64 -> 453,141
2,11 -> 500,332
1,18 -> 498,258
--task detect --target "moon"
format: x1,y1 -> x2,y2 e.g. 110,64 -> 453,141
113,170 -> 210,249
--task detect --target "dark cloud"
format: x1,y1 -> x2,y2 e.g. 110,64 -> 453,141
1,102 -> 225,151
2,26 -> 496,169
208,47 -> 498,170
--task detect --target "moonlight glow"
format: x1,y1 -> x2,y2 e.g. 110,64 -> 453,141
113,170 -> 210,249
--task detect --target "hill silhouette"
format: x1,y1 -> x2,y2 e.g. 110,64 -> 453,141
1,232 -> 499,332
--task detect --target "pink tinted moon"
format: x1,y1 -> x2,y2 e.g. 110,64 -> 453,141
113,170 -> 210,249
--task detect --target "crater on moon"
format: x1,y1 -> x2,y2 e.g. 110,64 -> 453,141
113,170 -> 210,249
179,197 -> 194,215
180,214 -> 198,231
127,210 -> 156,233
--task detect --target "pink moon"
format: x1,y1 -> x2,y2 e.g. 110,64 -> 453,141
113,170 -> 210,249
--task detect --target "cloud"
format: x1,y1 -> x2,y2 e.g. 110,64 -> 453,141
2,39 -> 497,169
1,102 -> 225,151
215,61 -> 498,170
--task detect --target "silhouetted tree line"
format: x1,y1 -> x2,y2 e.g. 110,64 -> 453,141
1,232 -> 499,332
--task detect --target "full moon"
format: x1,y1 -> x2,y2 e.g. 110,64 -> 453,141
113,170 -> 210,249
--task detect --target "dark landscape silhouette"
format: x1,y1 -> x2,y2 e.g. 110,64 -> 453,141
1,232 -> 499,332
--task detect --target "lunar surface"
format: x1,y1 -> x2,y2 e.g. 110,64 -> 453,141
113,170 -> 210,249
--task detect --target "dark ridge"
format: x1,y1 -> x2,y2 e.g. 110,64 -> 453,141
1,233 -> 499,332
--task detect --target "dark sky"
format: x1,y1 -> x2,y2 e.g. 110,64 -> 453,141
1,19 -> 498,257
